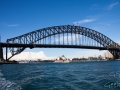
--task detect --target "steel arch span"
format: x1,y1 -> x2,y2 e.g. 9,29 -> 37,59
6,25 -> 120,60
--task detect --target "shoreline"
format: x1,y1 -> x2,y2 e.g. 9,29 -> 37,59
0,59 -> 120,64
0,62 -> 19,64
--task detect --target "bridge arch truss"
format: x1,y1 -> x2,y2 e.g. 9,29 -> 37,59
6,25 -> 120,60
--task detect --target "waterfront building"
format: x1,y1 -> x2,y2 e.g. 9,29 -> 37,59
88,56 -> 98,60
55,55 -> 66,62
98,55 -> 103,60
105,51 -> 113,59
54,55 -> 71,63
88,57 -> 93,60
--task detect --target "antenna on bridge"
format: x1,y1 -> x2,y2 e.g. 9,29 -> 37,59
74,22 -> 79,26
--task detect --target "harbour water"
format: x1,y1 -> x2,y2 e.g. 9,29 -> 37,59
0,60 -> 120,90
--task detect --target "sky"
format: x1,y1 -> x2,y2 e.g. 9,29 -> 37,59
0,0 -> 120,60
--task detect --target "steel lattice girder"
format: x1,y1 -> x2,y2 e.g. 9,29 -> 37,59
6,25 -> 120,60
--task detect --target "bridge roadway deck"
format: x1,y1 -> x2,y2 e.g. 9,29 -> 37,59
0,42 -> 119,50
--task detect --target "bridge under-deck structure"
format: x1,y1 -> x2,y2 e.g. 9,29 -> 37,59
0,25 -> 120,61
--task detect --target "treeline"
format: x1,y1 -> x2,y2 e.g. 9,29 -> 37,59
72,58 -> 88,60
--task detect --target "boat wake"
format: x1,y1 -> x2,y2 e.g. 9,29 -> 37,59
0,70 -> 22,90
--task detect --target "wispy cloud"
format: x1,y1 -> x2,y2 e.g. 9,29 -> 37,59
90,4 -> 98,10
1,22 -> 19,27
8,24 -> 19,27
73,19 -> 96,25
100,23 -> 111,26
106,2 -> 119,10
87,14 -> 104,19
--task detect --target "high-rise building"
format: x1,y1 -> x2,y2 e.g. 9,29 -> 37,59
98,55 -> 102,60
105,51 -> 113,58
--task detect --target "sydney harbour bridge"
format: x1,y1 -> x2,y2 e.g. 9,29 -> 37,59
0,25 -> 120,61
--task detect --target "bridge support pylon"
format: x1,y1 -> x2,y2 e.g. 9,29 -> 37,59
6,46 -> 8,61
109,50 -> 120,59
0,44 -> 4,62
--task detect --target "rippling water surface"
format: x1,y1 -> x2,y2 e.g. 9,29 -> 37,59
1,61 -> 120,90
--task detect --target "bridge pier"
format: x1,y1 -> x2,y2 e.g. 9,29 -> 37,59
6,46 -> 8,61
109,50 -> 120,59
0,44 -> 4,61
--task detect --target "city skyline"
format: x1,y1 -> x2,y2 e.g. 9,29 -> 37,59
0,0 -> 120,60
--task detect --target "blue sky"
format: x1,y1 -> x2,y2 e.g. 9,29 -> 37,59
0,0 -> 120,60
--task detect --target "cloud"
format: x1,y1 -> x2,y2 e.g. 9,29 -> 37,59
87,14 -> 104,19
8,24 -> 19,27
4,51 -> 55,61
1,22 -> 19,27
73,19 -> 96,25
90,4 -> 98,10
100,23 -> 111,26
106,2 -> 119,10
3,49 -> 107,61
